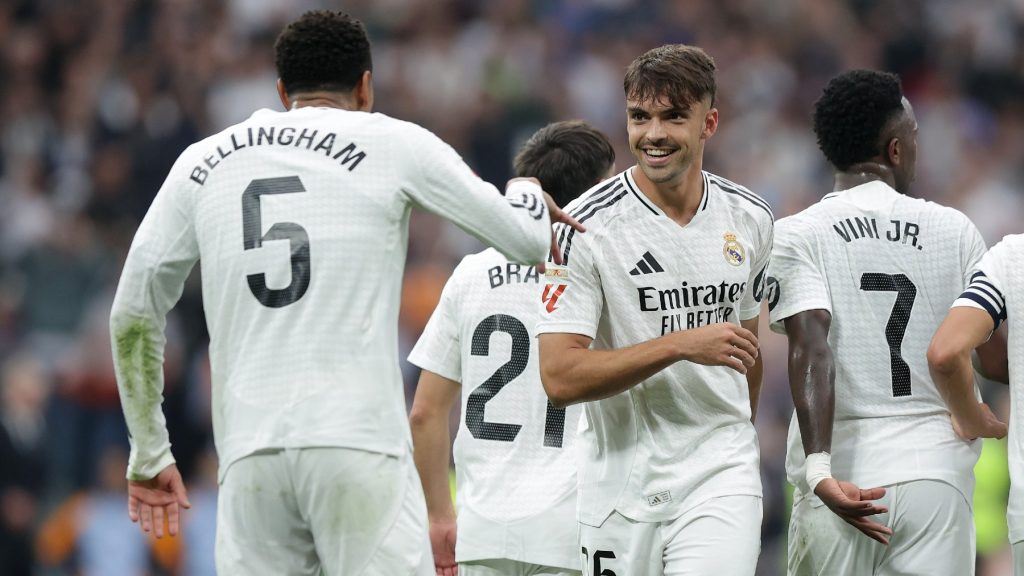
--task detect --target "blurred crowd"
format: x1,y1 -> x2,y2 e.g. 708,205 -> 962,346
0,0 -> 1022,574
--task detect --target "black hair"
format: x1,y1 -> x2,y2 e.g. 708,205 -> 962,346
274,11 -> 372,95
624,44 -> 716,109
812,69 -> 905,171
513,120 -> 616,208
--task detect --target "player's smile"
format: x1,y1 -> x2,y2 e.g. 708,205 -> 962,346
641,146 -> 678,167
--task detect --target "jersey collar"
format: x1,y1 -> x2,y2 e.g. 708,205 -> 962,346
623,167 -> 711,221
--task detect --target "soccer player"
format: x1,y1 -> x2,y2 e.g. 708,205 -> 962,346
537,45 -> 772,575
408,120 -> 615,576
929,241 -> 1019,570
770,69 -> 998,575
108,10 -> 582,576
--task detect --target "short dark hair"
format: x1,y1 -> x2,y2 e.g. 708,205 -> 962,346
513,121 -> 616,208
274,11 -> 372,95
813,70 -> 904,171
624,45 -> 716,109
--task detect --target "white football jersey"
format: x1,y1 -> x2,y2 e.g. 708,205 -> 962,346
535,167 -> 772,526
408,248 -> 581,569
110,107 -> 551,481
768,181 -> 987,498
952,234 -> 1022,541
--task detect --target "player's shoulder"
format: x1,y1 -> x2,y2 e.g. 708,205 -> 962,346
704,171 -> 774,225
561,170 -> 635,228
990,233 -> 1024,255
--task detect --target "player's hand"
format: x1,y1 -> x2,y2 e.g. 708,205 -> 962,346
951,402 -> 1007,441
508,177 -> 586,273
814,478 -> 891,545
127,463 -> 191,538
429,517 -> 458,576
676,323 -> 759,374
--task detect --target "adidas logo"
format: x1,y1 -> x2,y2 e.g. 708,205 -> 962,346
629,251 -> 664,276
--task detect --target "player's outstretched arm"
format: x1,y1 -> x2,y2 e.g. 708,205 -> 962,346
539,323 -> 758,408
928,307 -> 1008,441
784,309 -> 892,544
127,463 -> 191,538
409,370 -> 461,576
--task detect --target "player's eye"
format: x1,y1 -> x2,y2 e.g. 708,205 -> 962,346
630,111 -> 648,121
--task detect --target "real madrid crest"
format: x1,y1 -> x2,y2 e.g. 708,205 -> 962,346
723,232 -> 745,266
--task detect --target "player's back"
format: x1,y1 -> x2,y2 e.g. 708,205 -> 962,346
411,248 -> 581,568
773,181 -> 986,493
176,107 -> 532,477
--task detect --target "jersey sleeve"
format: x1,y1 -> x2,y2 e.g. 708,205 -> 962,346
739,214 -> 774,321
959,215 -> 988,286
407,261 -> 466,383
768,217 -> 831,334
398,124 -> 550,266
953,237 -> 1010,330
533,223 -> 603,338
109,151 -> 200,481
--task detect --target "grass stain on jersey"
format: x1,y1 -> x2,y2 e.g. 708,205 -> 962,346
113,317 -> 165,479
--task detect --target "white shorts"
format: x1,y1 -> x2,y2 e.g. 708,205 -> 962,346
1013,540 -> 1024,576
788,479 -> 974,576
459,558 -> 581,576
216,447 -> 433,576
578,495 -> 762,576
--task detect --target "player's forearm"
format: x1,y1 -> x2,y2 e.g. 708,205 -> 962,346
110,306 -> 175,481
928,341 -> 984,427
409,409 -> 456,520
539,334 -> 683,408
788,339 -> 835,455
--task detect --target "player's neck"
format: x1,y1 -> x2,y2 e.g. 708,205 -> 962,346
289,92 -> 359,111
631,164 -> 704,226
834,162 -> 896,192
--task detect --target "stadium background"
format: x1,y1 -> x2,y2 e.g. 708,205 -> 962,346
0,0 -> 1020,574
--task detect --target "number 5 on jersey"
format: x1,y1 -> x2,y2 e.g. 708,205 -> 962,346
242,177 -> 311,308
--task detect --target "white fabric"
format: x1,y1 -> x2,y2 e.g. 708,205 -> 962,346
768,181 -> 987,499
578,495 -> 762,576
459,558 -> 581,576
535,167 -> 772,526
215,447 -> 432,576
954,234 -> 1024,542
408,248 -> 581,569
1013,540 -> 1024,576
109,107 -> 551,481
788,480 -> 974,576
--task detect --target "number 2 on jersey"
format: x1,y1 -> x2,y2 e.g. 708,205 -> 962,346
859,272 -> 917,397
242,177 -> 311,308
466,314 -> 566,447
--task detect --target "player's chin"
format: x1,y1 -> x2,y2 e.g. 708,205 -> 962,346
638,163 -> 680,184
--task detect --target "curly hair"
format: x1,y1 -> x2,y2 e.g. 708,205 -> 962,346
813,70 -> 904,171
624,45 -> 716,109
274,11 -> 372,95
513,121 -> 616,208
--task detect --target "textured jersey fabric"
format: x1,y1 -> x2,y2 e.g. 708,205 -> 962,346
409,248 -> 581,568
535,167 -> 773,526
768,181 -> 987,498
110,106 -> 551,481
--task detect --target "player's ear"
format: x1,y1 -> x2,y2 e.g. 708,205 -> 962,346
887,136 -> 901,166
356,70 -> 374,112
701,106 -> 719,140
277,79 -> 291,110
